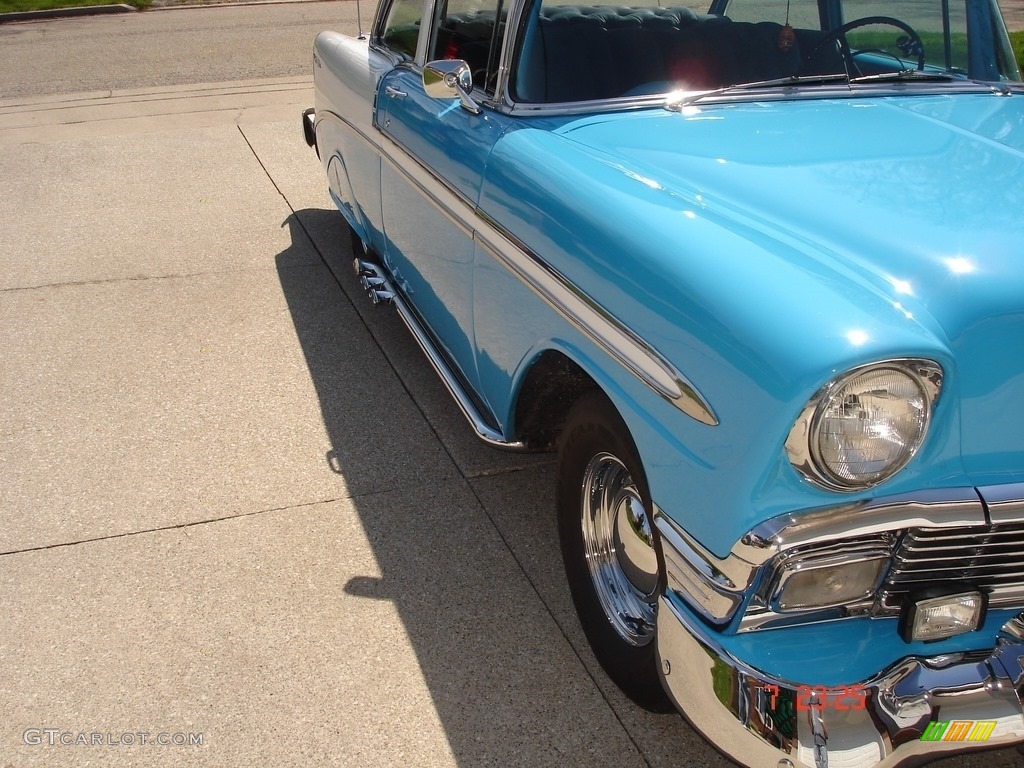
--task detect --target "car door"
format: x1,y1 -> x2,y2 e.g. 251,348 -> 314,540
373,0 -> 510,401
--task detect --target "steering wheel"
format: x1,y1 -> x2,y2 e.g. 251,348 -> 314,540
809,16 -> 926,75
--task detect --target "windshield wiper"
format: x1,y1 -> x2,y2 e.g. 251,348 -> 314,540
849,70 -> 958,84
665,73 -> 850,110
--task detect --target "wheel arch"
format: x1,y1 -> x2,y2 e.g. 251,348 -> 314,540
509,348 -> 599,451
508,343 -> 665,456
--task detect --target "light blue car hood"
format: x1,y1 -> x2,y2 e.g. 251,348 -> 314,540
554,93 -> 1024,481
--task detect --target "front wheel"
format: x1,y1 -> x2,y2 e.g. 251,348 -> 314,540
557,391 -> 672,711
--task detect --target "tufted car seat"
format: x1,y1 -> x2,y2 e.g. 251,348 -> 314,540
514,5 -> 802,103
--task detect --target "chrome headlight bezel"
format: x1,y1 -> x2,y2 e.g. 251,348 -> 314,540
786,359 -> 943,492
769,550 -> 891,612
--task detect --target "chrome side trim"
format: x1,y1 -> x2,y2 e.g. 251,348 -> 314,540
379,136 -> 474,240
354,260 -> 526,450
474,216 -> 719,426
657,596 -> 1024,768
375,132 -> 719,426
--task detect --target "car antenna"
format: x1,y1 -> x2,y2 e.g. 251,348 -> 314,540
356,0 -> 366,40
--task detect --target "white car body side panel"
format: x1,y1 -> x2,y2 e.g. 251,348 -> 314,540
313,31 -> 394,246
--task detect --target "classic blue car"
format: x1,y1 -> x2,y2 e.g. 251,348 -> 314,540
303,0 -> 1024,762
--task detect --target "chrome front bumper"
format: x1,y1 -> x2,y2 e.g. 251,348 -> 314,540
657,596 -> 1024,768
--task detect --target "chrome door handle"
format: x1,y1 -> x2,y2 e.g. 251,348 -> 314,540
385,85 -> 407,98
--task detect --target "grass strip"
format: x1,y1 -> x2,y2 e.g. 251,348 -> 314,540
0,0 -> 148,11
1012,30 -> 1024,69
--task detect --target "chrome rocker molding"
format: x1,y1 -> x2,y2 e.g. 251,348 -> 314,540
353,258 -> 526,450
657,595 -> 1024,768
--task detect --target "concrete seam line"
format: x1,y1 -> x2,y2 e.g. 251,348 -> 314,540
0,496 -> 352,557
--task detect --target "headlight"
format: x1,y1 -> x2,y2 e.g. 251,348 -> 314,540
786,360 -> 943,491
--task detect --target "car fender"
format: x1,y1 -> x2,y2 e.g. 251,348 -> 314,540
478,125 -> 965,555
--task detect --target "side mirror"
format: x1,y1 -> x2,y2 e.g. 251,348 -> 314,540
423,59 -> 482,115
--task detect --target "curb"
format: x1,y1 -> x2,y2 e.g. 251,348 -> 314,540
150,0 -> 332,10
0,3 -> 136,22
0,0 -> 329,22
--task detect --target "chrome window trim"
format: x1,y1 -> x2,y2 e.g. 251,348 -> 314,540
491,0 -> 526,112
402,0 -> 1024,115
486,0 -> 518,107
496,76 -> 1017,118
375,129 -> 720,426
369,0 -> 432,65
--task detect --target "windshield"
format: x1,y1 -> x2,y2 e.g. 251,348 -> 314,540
510,0 -> 1021,103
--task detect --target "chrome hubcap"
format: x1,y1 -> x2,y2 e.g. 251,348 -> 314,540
581,453 -> 658,646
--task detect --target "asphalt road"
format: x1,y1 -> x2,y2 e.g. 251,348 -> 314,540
1,4 -> 1023,768
0,3 -> 362,99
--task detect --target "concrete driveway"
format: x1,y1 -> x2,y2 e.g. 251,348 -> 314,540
0,7 -> 1022,768
0,39 -> 710,768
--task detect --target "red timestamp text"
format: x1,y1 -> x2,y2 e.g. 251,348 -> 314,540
756,684 -> 869,711
796,685 -> 868,711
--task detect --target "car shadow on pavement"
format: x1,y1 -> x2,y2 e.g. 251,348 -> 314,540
273,208 -> 1024,768
273,208 -> 680,768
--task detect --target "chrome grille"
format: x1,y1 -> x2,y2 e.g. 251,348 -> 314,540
881,522 -> 1024,609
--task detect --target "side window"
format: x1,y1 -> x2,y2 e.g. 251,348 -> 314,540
431,0 -> 504,92
379,0 -> 425,60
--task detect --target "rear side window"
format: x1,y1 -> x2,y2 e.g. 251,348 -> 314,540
379,0 -> 424,60
431,0 -> 506,93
